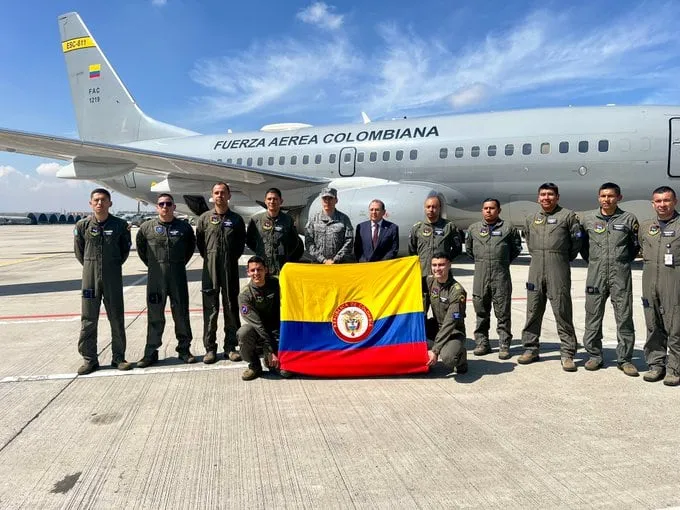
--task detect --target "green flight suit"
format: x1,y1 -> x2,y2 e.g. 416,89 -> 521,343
237,276 -> 280,371
196,208 -> 246,353
521,205 -> 582,357
423,271 -> 467,369
639,212 -> 680,376
246,211 -> 302,275
408,217 -> 462,275
580,208 -> 639,365
465,219 -> 522,349
136,218 -> 196,357
74,214 -> 131,364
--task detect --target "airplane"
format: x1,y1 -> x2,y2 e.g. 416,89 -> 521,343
1,11 -> 679,245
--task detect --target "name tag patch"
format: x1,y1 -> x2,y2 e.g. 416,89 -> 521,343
491,230 -> 502,236
547,218 -> 557,224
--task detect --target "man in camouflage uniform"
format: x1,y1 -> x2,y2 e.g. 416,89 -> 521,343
580,183 -> 639,376
465,198 -> 522,359
518,183 -> 583,371
305,187 -> 354,264
196,182 -> 246,364
74,188 -> 132,375
639,186 -> 680,386
246,187 -> 302,275
238,256 -> 281,381
136,193 -> 197,368
423,252 -> 468,373
409,193 -> 462,275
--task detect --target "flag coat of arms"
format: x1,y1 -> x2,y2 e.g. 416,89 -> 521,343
279,256 -> 428,376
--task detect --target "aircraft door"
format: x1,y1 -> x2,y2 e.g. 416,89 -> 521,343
669,118 -> 680,177
124,171 -> 137,189
339,147 -> 356,177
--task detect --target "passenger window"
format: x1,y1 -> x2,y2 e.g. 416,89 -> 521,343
329,154 -> 337,164
357,152 -> 365,162
410,149 -> 418,160
315,154 -> 322,164
455,147 -> 464,158
291,155 -> 297,165
559,142 -> 569,154
505,144 -> 514,156
370,152 -> 377,162
303,155 -> 309,164
236,158 -> 243,165
487,145 -> 497,157
246,157 -> 253,166
579,141 -> 589,153
540,143 -> 550,154
344,152 -> 352,163
268,157 -> 274,166
226,158 -> 233,164
598,140 -> 609,152
279,156 -> 285,165
383,151 -> 390,162
471,146 -> 480,157
395,150 -> 404,161
522,143 -> 532,155
440,148 -> 448,159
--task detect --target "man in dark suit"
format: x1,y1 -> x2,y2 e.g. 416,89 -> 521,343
354,199 -> 399,262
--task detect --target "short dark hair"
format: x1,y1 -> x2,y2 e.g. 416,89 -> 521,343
425,192 -> 442,208
213,182 -> 230,192
265,187 -> 282,199
247,255 -> 267,267
157,193 -> 174,203
431,251 -> 450,262
538,182 -> 559,194
482,198 -> 501,208
369,199 -> 385,211
90,188 -> 111,200
598,182 -> 621,195
652,186 -> 677,199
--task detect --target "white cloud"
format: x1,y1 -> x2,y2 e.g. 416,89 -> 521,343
449,84 -> 491,108
151,0 -> 167,6
297,2 -> 344,30
35,162 -> 62,177
0,165 -> 18,178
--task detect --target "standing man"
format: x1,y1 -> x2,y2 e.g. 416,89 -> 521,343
305,187 -> 354,264
73,188 -> 132,374
580,183 -> 640,376
136,193 -> 197,368
639,186 -> 680,386
354,199 -> 399,262
518,183 -> 583,371
408,193 -> 462,275
238,256 -> 281,381
246,187 -> 303,276
465,198 -> 522,359
423,252 -> 468,374
196,182 -> 246,364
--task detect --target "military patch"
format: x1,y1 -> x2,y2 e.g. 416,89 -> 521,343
547,217 -> 557,224
103,229 -> 113,236
433,228 -> 444,236
452,312 -> 461,319
480,227 -> 489,237
439,296 -> 449,303
430,287 -> 439,299
586,286 -> 599,294
662,230 -> 675,237
73,228 -> 78,236
534,215 -> 545,225
422,227 -> 432,236
223,220 -> 233,228
240,305 -> 249,315
210,215 -> 220,225
274,225 -> 283,232
649,225 -> 660,236
526,282 -> 535,291
459,295 -> 466,303
263,219 -> 273,230
89,226 -> 100,236
633,223 -> 639,232
491,230 -> 502,236
593,222 -> 606,233
169,229 -> 180,236
155,225 -> 165,234
82,289 -> 95,298
641,297 -> 650,308
612,224 -> 625,231
255,295 -> 264,303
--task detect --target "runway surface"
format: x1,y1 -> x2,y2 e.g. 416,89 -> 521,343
0,225 -> 677,509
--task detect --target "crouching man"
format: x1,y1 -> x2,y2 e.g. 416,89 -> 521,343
423,252 -> 468,373
238,256 -> 281,381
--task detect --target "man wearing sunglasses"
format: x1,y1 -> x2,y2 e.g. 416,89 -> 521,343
136,194 -> 197,367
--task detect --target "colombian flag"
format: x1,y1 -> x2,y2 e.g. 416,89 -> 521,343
279,256 -> 428,377
89,64 -> 101,79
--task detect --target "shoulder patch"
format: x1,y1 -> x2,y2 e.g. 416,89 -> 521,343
413,221 -> 422,227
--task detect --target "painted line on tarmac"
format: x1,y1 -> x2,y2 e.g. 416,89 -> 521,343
0,310 -> 205,325
0,361 -> 244,384
0,253 -> 62,268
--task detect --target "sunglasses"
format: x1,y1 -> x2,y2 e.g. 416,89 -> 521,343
157,201 -> 174,207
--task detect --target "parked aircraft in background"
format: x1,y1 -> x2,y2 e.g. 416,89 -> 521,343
0,12 -> 679,241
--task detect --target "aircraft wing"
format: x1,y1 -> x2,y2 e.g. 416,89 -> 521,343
0,128 -> 331,191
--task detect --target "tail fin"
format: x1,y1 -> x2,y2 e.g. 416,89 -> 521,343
58,12 -> 198,144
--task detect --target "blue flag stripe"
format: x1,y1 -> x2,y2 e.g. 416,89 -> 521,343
279,312 -> 426,352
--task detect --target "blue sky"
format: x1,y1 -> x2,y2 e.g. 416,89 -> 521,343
1,0 -> 679,212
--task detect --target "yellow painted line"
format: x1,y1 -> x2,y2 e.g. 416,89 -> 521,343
0,254 -> 61,267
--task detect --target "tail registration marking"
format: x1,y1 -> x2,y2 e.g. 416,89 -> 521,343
62,36 -> 96,53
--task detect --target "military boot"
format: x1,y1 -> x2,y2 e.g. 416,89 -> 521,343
77,361 -> 99,375
473,342 -> 492,356
584,358 -> 603,371
241,367 -> 263,381
137,351 -> 159,368
663,373 -> 680,386
618,362 -> 639,377
227,350 -> 242,362
112,360 -> 133,371
643,367 -> 666,382
561,357 -> 577,372
203,350 -> 217,364
517,350 -> 539,365
498,342 -> 511,360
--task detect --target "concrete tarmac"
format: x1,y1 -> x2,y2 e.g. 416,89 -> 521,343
0,224 -> 678,509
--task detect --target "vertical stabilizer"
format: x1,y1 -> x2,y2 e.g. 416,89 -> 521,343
58,12 -> 198,143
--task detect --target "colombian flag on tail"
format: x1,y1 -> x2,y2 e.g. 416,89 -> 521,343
279,256 -> 428,377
